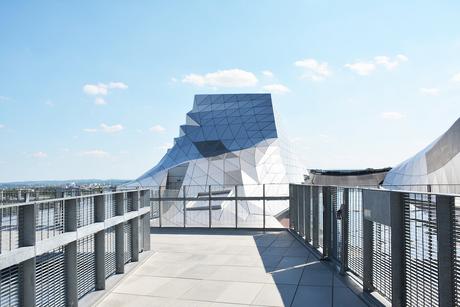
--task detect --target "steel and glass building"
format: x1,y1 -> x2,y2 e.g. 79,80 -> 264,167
126,93 -> 304,227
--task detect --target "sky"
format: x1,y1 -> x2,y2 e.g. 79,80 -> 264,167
0,1 -> 460,182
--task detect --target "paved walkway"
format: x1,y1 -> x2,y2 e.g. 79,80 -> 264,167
96,229 -> 368,307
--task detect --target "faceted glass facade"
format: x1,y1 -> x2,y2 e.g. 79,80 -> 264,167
130,94 -> 303,189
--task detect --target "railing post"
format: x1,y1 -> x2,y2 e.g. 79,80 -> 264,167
183,187 -> 186,228
389,191 -> 405,307
208,185 -> 212,228
340,188 -> 349,275
305,185 -> 311,243
289,184 -> 294,229
362,203 -> 374,292
263,184 -> 266,230
94,194 -> 106,290
142,213 -> 151,251
158,187 -> 162,228
64,198 -> 78,306
299,185 -> 305,238
235,185 -> 238,229
131,217 -> 139,262
436,194 -> 455,307
312,186 -> 319,249
291,185 -> 298,232
19,202 -> 36,307
322,186 -> 331,259
115,192 -> 125,274
331,187 -> 338,259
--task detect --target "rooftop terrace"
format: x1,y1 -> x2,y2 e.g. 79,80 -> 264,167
97,229 -> 367,307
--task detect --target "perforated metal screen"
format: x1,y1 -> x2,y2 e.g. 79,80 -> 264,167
0,264 -> 19,306
372,222 -> 392,301
105,227 -> 116,278
404,193 -> 439,307
36,247 -> 66,307
77,235 -> 96,299
348,188 -> 363,278
124,222 -> 132,264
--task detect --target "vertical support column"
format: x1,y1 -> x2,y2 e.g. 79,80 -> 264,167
312,186 -> 319,249
298,185 -> 304,237
115,223 -> 125,274
208,185 -> 212,228
331,188 -> 338,259
20,203 -> 36,307
322,186 -> 331,259
115,192 -> 124,216
142,214 -> 151,251
291,185 -> 298,232
131,217 -> 139,262
362,208 -> 374,292
390,191 -> 405,307
289,184 -> 293,229
436,195 -> 455,307
340,188 -> 349,275
263,184 -> 266,230
183,187 -> 186,228
64,198 -> 78,306
158,187 -> 162,228
305,186 -> 311,243
94,195 -> 106,290
132,191 -> 140,211
235,185 -> 238,229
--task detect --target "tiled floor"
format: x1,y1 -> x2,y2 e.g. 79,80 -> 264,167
96,229 -> 368,307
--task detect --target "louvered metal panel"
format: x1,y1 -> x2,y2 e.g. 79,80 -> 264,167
372,222 -> 392,301
126,193 -> 134,212
454,196 -> 460,306
77,197 -> 94,228
36,247 -> 66,307
404,193 -> 439,307
318,188 -> 324,249
77,235 -> 96,299
124,222 -> 132,264
105,227 -> 116,278
105,194 -> 116,219
35,201 -> 65,242
348,188 -> 363,278
0,265 -> 19,306
0,206 -> 20,254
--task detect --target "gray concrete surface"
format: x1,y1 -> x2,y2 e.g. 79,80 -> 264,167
96,229 -> 368,307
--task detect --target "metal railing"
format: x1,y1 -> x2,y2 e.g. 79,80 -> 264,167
0,189 -> 151,306
289,184 -> 460,307
148,184 -> 290,229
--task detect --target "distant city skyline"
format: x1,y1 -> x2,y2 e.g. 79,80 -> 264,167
1,1 -> 460,182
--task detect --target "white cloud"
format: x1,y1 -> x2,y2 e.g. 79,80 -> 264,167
79,150 -> 109,158
0,96 -> 10,102
294,58 -> 331,81
108,82 -> 128,89
45,100 -> 54,107
262,84 -> 290,94
32,151 -> 47,158
344,62 -> 376,76
84,124 -> 124,133
83,81 -> 128,97
420,88 -> 440,96
0,124 -> 4,129
452,73 -> 460,82
150,125 -> 166,133
83,84 -> 108,96
346,54 -> 408,75
381,112 -> 404,120
100,123 -> 123,133
182,69 -> 258,87
83,128 -> 98,133
262,70 -> 274,77
170,77 -> 178,83
94,97 -> 107,105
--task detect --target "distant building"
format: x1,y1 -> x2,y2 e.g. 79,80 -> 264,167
383,117 -> 460,193
305,168 -> 390,187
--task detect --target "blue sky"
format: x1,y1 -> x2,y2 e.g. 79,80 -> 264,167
1,1 -> 460,182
